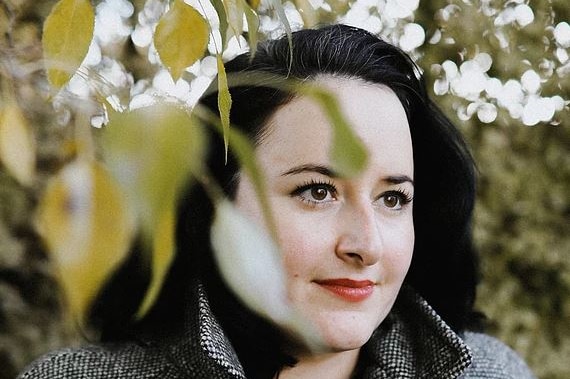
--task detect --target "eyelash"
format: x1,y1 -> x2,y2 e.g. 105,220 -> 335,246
290,180 -> 414,209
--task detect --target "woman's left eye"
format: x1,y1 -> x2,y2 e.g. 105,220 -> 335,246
378,190 -> 413,210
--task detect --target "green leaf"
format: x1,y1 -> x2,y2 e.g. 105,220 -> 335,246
242,0 -> 260,58
0,102 -> 36,186
42,0 -> 95,89
36,160 -> 134,324
196,105 -> 276,239
211,0 -> 229,51
308,88 -> 368,177
155,0 -> 209,81
222,0 -> 245,41
217,54 -> 232,162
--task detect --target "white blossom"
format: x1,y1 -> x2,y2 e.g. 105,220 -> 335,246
554,22 -> 570,48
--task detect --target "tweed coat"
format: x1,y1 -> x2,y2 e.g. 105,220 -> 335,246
19,283 -> 535,379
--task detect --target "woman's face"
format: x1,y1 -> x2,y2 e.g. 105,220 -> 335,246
235,77 -> 414,352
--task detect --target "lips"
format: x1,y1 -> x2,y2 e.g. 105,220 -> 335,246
314,279 -> 375,302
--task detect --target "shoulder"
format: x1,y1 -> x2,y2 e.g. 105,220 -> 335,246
461,332 -> 536,379
17,342 -> 179,379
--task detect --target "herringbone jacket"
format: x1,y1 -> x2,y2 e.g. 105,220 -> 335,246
18,284 -> 535,379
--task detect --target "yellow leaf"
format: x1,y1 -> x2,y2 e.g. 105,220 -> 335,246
242,0 -> 260,58
154,0 -> 209,81
217,55 -> 232,162
268,0 -> 293,67
211,0 -> 229,51
294,0 -> 318,27
222,0 -> 244,41
246,0 -> 261,10
0,102 -> 36,186
36,160 -> 134,323
136,200 -> 176,319
102,104 -> 204,233
42,0 -> 95,89
102,104 -> 205,313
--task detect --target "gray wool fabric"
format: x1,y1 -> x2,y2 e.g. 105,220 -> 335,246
18,283 -> 535,379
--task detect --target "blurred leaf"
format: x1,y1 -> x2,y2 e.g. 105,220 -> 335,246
222,0 -> 245,41
42,0 -> 94,89
0,102 -> 36,186
211,0 -> 229,51
294,0 -> 318,27
217,54 -> 232,162
155,0 -> 209,81
102,103 -> 204,313
269,0 -> 293,66
136,199 -> 176,319
242,0 -> 260,58
102,103 -> 204,236
36,160 -> 134,323
308,87 -> 368,177
211,200 -> 323,350
246,0 -> 261,11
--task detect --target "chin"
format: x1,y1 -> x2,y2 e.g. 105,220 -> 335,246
317,320 -> 376,352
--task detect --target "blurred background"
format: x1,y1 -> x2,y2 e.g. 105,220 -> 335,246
0,0 -> 568,378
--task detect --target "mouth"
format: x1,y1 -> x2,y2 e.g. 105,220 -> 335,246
314,279 -> 375,302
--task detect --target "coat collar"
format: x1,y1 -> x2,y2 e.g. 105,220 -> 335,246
155,282 -> 472,379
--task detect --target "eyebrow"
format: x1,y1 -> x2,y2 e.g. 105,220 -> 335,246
281,164 -> 339,178
281,164 -> 414,186
384,175 -> 414,186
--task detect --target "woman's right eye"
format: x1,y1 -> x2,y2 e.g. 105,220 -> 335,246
291,181 -> 338,205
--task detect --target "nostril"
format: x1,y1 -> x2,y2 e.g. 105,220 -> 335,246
346,252 -> 362,261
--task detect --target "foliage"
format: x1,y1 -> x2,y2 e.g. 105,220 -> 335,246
0,0 -> 568,378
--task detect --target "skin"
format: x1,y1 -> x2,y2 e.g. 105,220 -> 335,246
234,76 -> 415,378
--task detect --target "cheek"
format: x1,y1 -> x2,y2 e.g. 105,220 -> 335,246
383,219 -> 414,280
277,219 -> 334,277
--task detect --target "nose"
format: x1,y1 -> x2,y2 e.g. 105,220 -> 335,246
335,201 -> 382,266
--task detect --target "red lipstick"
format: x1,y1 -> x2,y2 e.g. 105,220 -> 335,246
315,279 -> 375,302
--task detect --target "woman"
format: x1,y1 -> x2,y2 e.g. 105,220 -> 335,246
19,25 -> 534,379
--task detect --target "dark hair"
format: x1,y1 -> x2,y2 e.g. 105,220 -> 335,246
92,24 -> 481,379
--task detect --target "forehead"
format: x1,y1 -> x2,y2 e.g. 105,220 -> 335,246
256,77 -> 413,177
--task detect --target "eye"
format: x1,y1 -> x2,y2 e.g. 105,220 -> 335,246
291,180 -> 337,205
382,194 -> 401,208
378,190 -> 413,210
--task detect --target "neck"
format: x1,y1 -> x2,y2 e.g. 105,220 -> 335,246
277,349 -> 361,379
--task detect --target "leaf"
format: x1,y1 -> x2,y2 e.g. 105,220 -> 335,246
217,54 -> 232,162
154,0 -> 209,81
42,0 -> 95,89
36,160 -> 134,323
211,200 -> 323,350
102,103 -> 205,314
222,0 -> 245,41
309,88 -> 368,177
102,103 -> 204,235
269,0 -> 293,67
210,0 -> 229,51
246,0 -> 261,11
0,102 -> 36,186
136,199 -> 176,318
242,0 -> 260,58
294,0 -> 318,28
